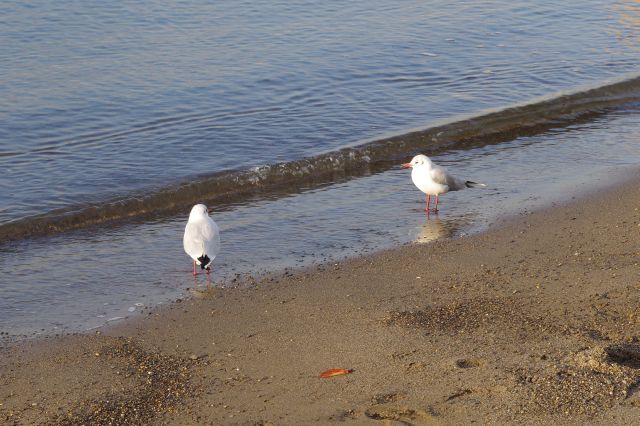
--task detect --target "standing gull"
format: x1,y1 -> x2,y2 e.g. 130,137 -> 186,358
402,154 -> 486,212
183,204 -> 221,276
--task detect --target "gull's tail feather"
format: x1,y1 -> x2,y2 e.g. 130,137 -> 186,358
197,254 -> 211,270
465,181 -> 487,188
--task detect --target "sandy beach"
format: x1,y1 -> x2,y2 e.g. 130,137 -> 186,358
2,175 -> 640,425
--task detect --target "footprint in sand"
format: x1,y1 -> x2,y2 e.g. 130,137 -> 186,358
455,358 -> 483,369
364,405 -> 441,425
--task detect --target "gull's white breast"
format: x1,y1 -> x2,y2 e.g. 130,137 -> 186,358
411,167 -> 449,195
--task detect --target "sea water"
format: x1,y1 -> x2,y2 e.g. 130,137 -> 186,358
1,0 -> 640,338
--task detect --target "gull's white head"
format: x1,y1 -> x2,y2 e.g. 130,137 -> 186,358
401,154 -> 433,169
189,203 -> 210,221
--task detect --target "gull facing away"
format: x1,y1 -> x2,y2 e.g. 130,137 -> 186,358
183,204 -> 221,276
402,154 -> 486,212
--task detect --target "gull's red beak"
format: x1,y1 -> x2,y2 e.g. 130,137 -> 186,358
401,162 -> 412,169
207,208 -> 214,214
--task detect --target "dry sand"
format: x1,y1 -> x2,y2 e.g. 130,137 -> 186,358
2,176 -> 640,425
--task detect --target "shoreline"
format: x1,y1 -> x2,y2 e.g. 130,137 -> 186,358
2,173 -> 640,424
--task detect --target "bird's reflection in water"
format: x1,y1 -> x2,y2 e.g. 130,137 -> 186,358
413,215 -> 470,244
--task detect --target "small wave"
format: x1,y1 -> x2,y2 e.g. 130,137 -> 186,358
2,74 -> 640,243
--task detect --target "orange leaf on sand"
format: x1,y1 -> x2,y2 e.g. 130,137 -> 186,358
319,368 -> 353,378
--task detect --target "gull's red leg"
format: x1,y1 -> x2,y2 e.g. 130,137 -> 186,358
192,260 -> 197,276
434,195 -> 439,212
426,194 -> 431,212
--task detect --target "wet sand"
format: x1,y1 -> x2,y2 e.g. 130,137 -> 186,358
2,175 -> 640,425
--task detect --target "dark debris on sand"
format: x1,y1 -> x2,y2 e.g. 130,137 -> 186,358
48,337 -> 202,426
384,296 -> 561,337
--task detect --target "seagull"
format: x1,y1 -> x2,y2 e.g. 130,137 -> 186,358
183,204 -> 221,276
402,154 -> 486,212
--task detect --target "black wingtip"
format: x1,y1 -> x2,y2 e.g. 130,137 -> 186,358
197,254 -> 211,270
465,181 -> 487,188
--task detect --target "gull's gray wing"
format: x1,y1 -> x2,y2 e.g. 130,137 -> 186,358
430,165 -> 466,190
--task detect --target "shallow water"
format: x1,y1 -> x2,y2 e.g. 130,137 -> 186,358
2,103 -> 639,338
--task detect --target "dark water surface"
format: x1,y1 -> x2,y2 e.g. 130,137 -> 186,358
2,0 -> 640,224
1,1 -> 640,337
